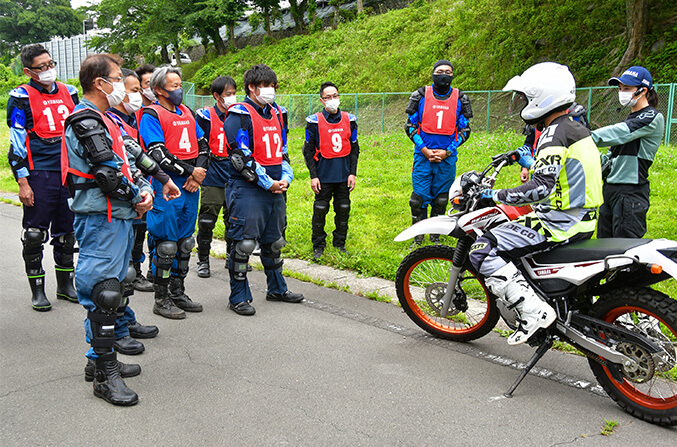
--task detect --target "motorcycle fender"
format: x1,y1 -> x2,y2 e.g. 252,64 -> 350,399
394,215 -> 459,242
627,238 -> 677,278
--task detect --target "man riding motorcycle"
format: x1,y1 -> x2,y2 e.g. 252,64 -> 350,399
468,62 -> 603,345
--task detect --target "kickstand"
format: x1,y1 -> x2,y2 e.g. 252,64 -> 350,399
504,335 -> 553,398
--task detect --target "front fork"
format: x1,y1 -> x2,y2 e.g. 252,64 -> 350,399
440,237 -> 472,318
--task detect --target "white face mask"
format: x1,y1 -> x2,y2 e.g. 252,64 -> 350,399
220,95 -> 237,108
123,92 -> 143,114
101,79 -> 127,108
142,87 -> 156,102
37,68 -> 57,84
618,90 -> 639,108
324,98 -> 340,114
255,87 -> 276,105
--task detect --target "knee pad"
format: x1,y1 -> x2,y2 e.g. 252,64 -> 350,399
313,200 -> 330,215
22,228 -> 47,251
53,232 -> 77,267
433,193 -> 449,209
198,213 -> 217,232
335,200 -> 350,216
261,238 -> 286,270
154,240 -> 178,272
231,239 -> 256,280
91,278 -> 123,312
409,193 -> 423,211
178,236 -> 195,255
123,264 -> 136,284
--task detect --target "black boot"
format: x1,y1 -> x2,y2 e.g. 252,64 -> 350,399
131,262 -> 153,292
196,259 -> 210,278
169,276 -> 203,312
153,282 -> 186,319
92,352 -> 139,406
128,321 -> 159,339
55,266 -> 78,302
28,273 -> 51,311
85,358 -> 141,382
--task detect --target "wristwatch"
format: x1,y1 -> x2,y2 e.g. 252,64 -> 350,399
446,150 -> 452,158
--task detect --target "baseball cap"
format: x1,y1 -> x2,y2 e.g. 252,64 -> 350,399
608,66 -> 653,89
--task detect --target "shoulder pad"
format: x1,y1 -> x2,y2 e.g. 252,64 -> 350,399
9,87 -> 29,99
141,107 -> 159,120
306,114 -> 318,124
66,84 -> 79,95
348,113 -> 357,122
228,104 -> 250,115
197,107 -> 211,120
278,105 -> 288,114
65,107 -> 105,128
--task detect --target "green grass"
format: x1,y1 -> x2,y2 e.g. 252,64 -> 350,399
600,419 -> 619,436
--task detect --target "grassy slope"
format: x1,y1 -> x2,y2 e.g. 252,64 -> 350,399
188,0 -> 676,95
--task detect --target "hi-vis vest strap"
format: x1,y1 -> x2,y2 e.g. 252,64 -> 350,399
315,112 -> 351,160
420,85 -> 458,136
207,107 -> 227,157
22,82 -> 76,169
238,103 -> 284,166
146,104 -> 198,160
61,108 -> 134,222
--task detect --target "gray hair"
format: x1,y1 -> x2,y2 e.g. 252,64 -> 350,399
149,65 -> 182,92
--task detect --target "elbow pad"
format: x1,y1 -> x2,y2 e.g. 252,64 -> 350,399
92,164 -> 138,202
66,110 -> 115,164
460,94 -> 473,119
147,142 -> 186,176
124,136 -> 160,176
230,149 -> 258,183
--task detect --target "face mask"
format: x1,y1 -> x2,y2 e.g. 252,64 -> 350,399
255,87 -> 276,105
142,87 -> 156,102
37,68 -> 57,84
324,98 -> 340,114
432,74 -> 453,90
123,92 -> 143,114
618,90 -> 639,107
162,87 -> 183,106
220,95 -> 237,108
101,78 -> 126,108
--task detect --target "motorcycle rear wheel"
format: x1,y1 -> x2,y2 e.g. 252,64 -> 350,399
395,245 -> 499,342
588,287 -> 677,426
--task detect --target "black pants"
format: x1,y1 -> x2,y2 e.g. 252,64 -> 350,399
312,182 -> 350,249
598,183 -> 650,238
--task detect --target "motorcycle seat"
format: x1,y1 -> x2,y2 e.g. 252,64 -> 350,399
531,238 -> 651,264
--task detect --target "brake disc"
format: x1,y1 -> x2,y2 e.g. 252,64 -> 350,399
425,282 -> 459,316
616,342 -> 655,383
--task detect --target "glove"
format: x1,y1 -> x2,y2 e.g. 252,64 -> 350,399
516,144 -> 535,169
481,189 -> 496,201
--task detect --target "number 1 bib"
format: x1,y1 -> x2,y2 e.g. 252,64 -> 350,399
420,85 -> 458,136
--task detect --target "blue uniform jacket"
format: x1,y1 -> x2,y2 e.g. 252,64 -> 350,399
7,80 -> 79,177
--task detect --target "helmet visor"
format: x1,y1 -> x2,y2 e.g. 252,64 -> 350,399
507,92 -> 528,118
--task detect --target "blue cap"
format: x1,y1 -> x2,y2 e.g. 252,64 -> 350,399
608,66 -> 653,89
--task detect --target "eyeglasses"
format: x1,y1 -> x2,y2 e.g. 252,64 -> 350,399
322,94 -> 340,101
27,61 -> 57,72
102,76 -> 124,82
433,70 -> 453,75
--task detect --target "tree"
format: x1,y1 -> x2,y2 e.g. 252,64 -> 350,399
613,0 -> 650,75
288,0 -> 309,32
185,0 -> 246,54
0,0 -> 82,61
249,0 -> 281,40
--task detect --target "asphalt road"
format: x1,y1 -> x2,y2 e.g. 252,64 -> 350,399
0,201 -> 675,446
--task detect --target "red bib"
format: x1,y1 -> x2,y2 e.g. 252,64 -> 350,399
316,112 -> 351,159
23,82 -> 75,139
207,107 -> 227,157
420,86 -> 458,136
147,104 -> 198,160
239,103 -> 283,166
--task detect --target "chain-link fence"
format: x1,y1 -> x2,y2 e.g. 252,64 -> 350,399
184,83 -> 677,144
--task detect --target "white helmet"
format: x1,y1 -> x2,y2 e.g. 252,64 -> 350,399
503,62 -> 576,125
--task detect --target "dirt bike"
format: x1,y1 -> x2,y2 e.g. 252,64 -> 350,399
394,151 -> 677,426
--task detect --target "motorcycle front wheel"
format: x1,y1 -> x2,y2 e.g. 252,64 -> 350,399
588,287 -> 677,426
395,245 -> 499,342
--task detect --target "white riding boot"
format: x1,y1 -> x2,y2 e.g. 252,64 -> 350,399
485,263 -> 556,345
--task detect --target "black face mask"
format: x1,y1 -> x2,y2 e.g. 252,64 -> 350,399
432,74 -> 453,90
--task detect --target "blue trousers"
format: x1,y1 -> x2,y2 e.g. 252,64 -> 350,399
412,152 -> 458,209
73,214 -> 133,359
226,180 -> 288,304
